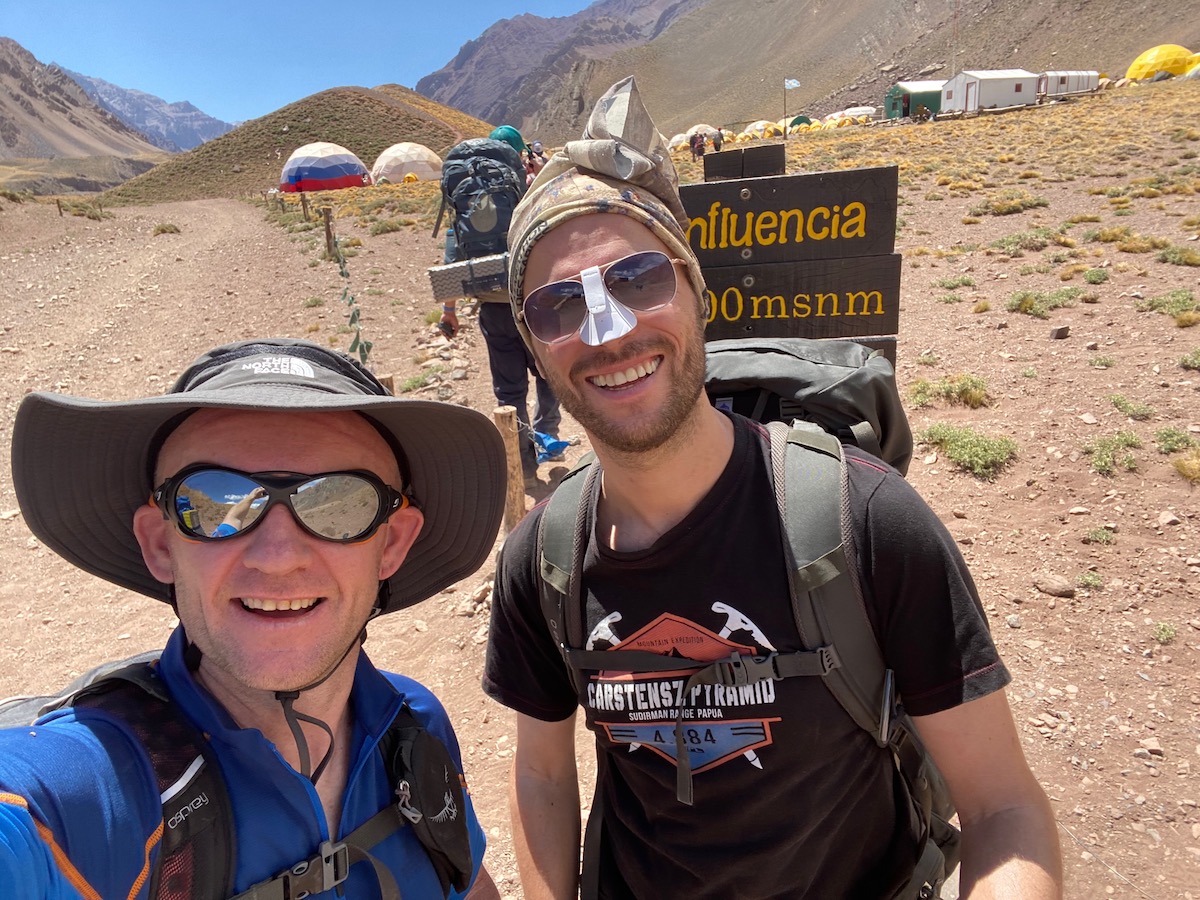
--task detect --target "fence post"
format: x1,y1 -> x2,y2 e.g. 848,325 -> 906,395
322,207 -> 335,258
300,192 -> 310,221
493,406 -> 526,533
55,199 -> 63,217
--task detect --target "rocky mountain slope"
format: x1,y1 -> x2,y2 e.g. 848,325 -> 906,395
0,37 -> 162,160
415,0 -> 703,129
64,68 -> 235,152
417,0 -> 1200,142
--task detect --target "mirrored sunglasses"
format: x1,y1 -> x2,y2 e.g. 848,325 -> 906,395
522,250 -> 684,344
154,465 -> 410,543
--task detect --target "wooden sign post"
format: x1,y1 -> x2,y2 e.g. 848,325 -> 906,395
680,165 -> 901,360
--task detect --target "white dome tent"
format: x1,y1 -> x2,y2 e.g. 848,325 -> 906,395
371,142 -> 443,184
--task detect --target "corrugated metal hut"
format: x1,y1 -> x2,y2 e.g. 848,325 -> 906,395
940,69 -> 1038,113
884,80 -> 946,119
1037,71 -> 1100,97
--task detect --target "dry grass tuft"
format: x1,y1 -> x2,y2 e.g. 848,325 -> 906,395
1174,448 -> 1200,483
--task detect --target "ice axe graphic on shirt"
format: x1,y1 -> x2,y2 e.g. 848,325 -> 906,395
711,602 -> 775,770
712,602 -> 776,651
586,613 -> 644,753
586,612 -> 623,651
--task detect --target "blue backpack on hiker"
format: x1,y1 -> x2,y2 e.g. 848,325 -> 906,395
434,138 -> 527,262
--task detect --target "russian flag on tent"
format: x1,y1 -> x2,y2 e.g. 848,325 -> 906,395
280,142 -> 372,192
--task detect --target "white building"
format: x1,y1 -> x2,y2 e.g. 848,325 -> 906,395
941,69 -> 1038,113
1037,71 -> 1100,97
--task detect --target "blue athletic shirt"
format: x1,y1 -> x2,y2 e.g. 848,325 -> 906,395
0,627 -> 487,899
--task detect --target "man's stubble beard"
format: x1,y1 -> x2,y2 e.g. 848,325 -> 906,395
539,319 -> 708,456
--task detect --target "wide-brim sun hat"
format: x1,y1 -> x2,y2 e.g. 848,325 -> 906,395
11,338 -> 506,615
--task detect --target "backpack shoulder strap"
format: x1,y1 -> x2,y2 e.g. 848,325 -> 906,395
536,455 -> 601,692
535,455 -> 685,681
767,421 -> 891,745
72,662 -> 236,900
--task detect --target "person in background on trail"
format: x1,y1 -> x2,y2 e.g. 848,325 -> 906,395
711,127 -> 723,152
441,125 -> 565,488
483,77 -> 1064,899
526,140 -> 548,185
0,338 -> 506,900
488,124 -> 527,160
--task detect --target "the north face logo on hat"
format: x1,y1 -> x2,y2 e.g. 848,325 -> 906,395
239,357 -> 316,378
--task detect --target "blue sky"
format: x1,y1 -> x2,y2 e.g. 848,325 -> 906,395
1,0 -> 596,123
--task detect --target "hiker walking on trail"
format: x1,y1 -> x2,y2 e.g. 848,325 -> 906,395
439,126 -> 565,488
0,338 -> 505,900
482,76 -> 1063,899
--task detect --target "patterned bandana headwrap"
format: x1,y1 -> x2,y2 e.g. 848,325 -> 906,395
506,76 -> 707,349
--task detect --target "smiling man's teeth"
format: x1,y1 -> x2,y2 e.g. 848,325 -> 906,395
241,597 -> 318,611
591,357 -> 659,388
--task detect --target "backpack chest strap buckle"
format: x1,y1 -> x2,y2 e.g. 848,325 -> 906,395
711,652 -> 781,687
711,647 -> 841,687
245,840 -> 349,900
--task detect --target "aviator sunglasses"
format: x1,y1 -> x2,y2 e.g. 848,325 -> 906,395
522,250 -> 685,344
153,465 -> 411,543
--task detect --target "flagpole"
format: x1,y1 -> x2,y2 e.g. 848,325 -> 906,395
783,80 -> 787,139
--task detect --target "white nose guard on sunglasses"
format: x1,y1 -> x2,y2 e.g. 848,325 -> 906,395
578,265 -> 639,346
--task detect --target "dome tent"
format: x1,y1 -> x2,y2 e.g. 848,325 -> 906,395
280,142 -> 371,193
371,142 -> 442,184
744,120 -> 777,137
1126,44 -> 1193,80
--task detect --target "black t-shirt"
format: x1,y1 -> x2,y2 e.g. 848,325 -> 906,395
484,414 -> 1010,899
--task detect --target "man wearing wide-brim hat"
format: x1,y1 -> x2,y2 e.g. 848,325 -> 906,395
0,338 -> 504,899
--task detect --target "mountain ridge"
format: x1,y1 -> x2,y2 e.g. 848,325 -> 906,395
416,0 -> 1200,143
62,68 -> 235,152
0,37 -> 162,160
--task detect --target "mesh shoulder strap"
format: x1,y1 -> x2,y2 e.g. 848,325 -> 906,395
72,664 -> 235,900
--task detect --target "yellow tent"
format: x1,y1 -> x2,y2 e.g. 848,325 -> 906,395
1126,44 -> 1193,80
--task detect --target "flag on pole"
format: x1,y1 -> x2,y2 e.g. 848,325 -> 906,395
784,78 -> 801,90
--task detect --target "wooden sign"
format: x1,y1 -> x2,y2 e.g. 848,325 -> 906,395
701,254 -> 901,342
703,144 -> 787,181
680,166 -> 898,266
678,165 -> 901,356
